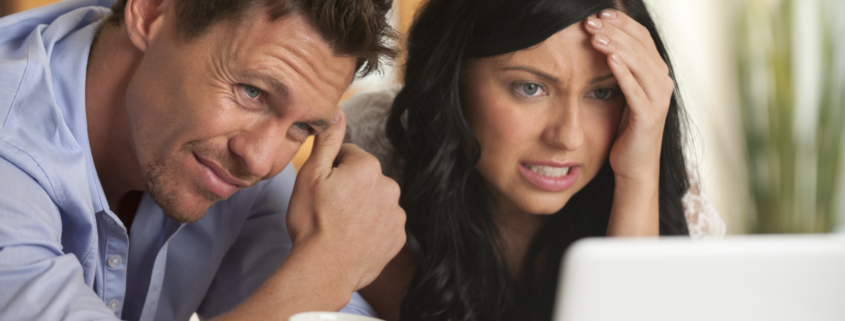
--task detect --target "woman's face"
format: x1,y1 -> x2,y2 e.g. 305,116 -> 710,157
464,22 -> 625,216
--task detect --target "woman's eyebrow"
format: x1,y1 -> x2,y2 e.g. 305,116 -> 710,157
590,73 -> 615,85
502,66 -> 561,83
502,67 -> 615,86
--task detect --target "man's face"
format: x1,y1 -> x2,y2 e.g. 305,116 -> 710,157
124,7 -> 356,222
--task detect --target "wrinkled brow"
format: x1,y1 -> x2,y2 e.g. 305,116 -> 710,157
236,70 -> 290,100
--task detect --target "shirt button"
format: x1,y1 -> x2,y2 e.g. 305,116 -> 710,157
107,255 -> 123,268
108,299 -> 120,311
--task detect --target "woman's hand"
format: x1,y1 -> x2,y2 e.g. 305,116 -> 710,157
584,9 -> 674,236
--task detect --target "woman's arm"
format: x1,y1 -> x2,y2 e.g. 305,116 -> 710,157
584,9 -> 677,236
358,248 -> 417,321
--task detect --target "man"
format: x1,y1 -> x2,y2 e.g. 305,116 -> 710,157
0,0 -> 405,319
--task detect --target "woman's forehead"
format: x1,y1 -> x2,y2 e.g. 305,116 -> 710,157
491,24 -> 609,78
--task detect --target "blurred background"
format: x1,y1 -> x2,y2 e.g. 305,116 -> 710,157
4,0 -> 843,235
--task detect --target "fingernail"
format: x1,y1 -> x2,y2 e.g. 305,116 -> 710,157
586,18 -> 603,30
610,53 -> 620,64
595,34 -> 610,45
332,109 -> 342,123
601,10 -> 617,20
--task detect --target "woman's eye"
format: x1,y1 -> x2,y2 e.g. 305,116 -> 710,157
244,85 -> 261,99
589,88 -> 614,100
513,82 -> 546,98
522,83 -> 539,95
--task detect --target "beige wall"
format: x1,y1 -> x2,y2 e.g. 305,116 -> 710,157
2,0 -> 61,16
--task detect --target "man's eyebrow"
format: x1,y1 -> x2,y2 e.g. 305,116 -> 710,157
502,66 -> 561,83
590,73 -> 616,85
305,119 -> 331,132
236,71 -> 331,131
237,70 -> 289,99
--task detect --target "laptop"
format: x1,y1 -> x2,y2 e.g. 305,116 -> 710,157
553,235 -> 845,321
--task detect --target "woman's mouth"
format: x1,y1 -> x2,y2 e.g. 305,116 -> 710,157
524,164 -> 571,177
518,163 -> 580,192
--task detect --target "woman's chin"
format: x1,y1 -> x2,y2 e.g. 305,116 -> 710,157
515,194 -> 572,216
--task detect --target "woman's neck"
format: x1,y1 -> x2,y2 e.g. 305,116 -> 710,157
490,199 -> 550,278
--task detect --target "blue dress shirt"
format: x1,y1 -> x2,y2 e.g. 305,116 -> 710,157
0,1 -> 374,320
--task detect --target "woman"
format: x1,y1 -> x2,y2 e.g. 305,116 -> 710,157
342,0 -> 725,320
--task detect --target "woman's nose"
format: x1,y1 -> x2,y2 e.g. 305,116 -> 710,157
542,101 -> 584,151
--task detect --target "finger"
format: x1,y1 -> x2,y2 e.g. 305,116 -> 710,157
586,18 -> 673,106
598,46 -> 672,107
597,9 -> 661,59
299,108 -> 346,180
586,15 -> 667,75
585,13 -> 668,78
608,53 -> 652,117
333,143 -> 383,174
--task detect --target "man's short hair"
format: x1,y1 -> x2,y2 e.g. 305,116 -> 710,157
106,0 -> 398,76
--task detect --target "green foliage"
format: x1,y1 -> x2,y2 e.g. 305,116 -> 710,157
736,0 -> 844,233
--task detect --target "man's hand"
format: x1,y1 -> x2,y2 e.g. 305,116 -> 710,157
213,109 -> 405,321
287,108 -> 407,291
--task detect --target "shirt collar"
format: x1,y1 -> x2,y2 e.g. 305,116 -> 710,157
49,14 -> 114,217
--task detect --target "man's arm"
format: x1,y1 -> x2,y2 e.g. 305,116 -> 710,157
0,157 -> 119,320
212,109 -> 406,320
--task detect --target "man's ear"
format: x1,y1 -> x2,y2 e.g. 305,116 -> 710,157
124,0 -> 168,52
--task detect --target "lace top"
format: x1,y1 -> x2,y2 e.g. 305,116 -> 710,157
342,85 -> 726,240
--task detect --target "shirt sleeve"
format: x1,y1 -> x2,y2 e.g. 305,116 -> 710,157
340,292 -> 378,317
0,157 -> 118,320
194,167 -> 295,318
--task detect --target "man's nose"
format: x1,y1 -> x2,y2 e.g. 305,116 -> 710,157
228,119 -> 289,179
542,99 -> 584,151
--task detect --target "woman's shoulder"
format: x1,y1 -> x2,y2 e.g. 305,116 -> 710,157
683,163 -> 727,240
342,84 -> 403,179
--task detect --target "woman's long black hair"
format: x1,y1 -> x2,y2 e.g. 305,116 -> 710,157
385,0 -> 690,320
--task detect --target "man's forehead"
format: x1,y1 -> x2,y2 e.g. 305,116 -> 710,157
218,11 -> 356,107
232,11 -> 356,75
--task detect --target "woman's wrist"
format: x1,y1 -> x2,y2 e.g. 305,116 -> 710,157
613,170 -> 660,191
607,171 -> 661,236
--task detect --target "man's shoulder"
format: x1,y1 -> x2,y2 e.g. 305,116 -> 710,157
0,1 -> 114,215
0,1 -> 114,126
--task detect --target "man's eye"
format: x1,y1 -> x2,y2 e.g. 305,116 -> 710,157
244,85 -> 261,99
293,122 -> 313,134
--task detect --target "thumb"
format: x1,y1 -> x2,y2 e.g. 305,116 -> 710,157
616,104 -> 630,139
300,108 -> 346,180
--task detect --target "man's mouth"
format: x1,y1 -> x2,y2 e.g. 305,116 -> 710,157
194,153 -> 249,199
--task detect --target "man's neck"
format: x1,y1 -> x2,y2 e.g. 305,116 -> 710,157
85,23 -> 146,214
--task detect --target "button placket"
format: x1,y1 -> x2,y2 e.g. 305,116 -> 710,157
108,255 -> 123,268
99,211 -> 129,318
107,299 -> 120,311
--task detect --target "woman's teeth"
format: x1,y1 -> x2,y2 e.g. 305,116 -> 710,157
526,164 -> 571,177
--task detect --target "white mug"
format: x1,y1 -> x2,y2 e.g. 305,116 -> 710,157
288,311 -> 384,321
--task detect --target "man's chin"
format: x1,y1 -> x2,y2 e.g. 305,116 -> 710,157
150,189 -> 220,224
141,156 -> 222,224
162,206 -> 209,224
